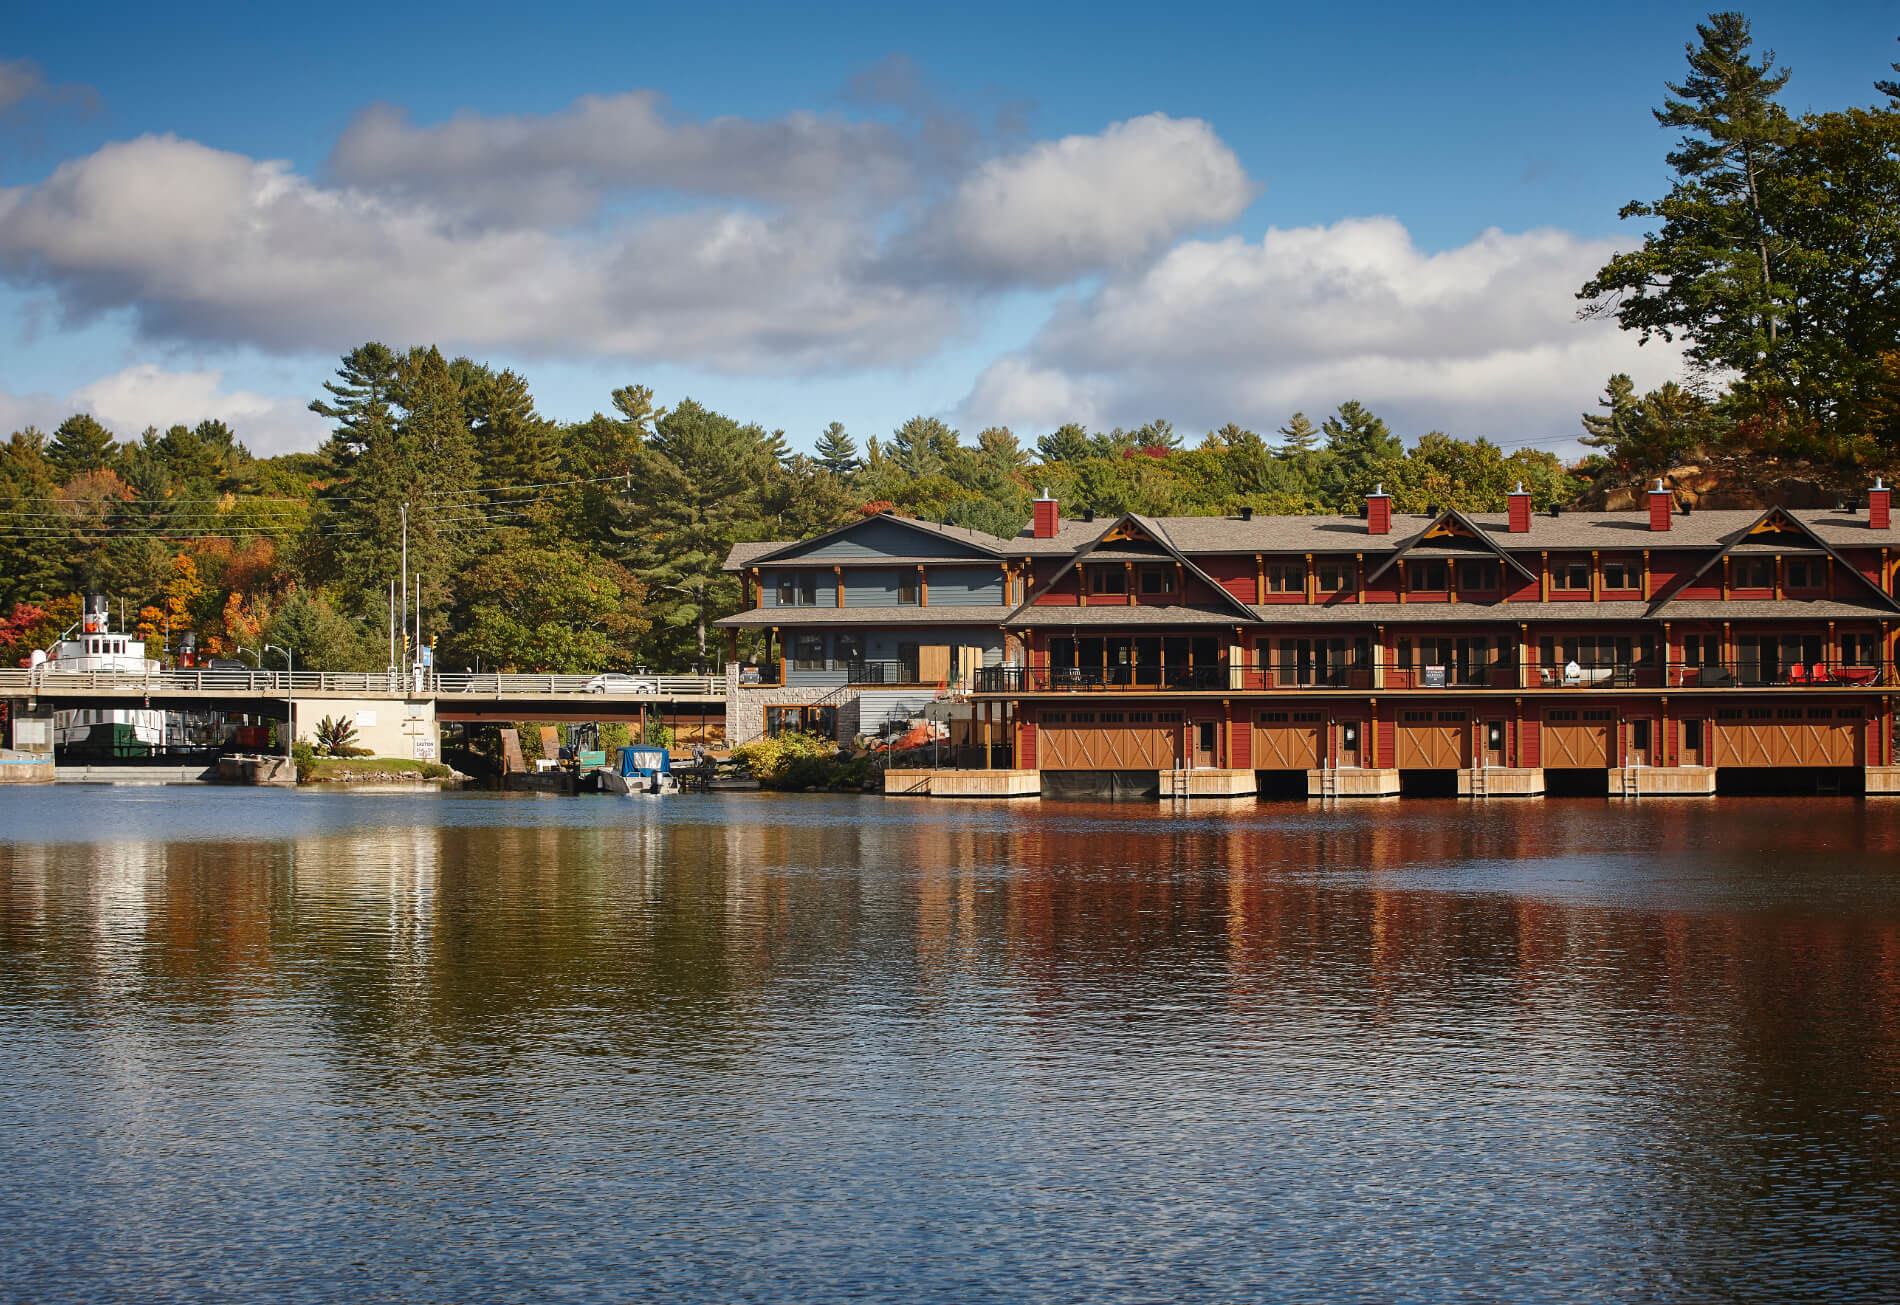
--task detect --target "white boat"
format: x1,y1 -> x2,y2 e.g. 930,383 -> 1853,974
33,596 -> 167,756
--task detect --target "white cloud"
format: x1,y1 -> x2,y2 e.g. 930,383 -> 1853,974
0,107 -> 1253,375
0,58 -> 46,112
327,93 -> 920,227
0,134 -> 965,371
0,364 -> 324,455
896,114 -> 1252,286
962,217 -> 1688,445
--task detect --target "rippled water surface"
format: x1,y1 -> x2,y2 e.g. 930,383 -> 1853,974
3,788 -> 1899,1302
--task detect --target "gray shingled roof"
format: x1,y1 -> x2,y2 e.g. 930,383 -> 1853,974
731,505 -> 1900,572
714,605 -> 1016,629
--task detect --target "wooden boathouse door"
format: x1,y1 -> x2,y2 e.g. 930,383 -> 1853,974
1396,710 -> 1467,769
1543,708 -> 1611,768
1253,711 -> 1323,770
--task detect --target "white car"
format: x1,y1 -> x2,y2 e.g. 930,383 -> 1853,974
584,673 -> 659,694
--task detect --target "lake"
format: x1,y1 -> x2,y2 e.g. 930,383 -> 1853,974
2,788 -> 1898,1302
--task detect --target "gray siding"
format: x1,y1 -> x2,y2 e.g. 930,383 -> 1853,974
771,517 -> 995,562
927,565 -> 1006,606
843,568 -> 905,606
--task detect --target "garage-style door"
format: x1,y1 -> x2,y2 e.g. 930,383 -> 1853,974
1543,708 -> 1611,768
1397,710 -> 1466,769
1037,709 -> 1181,770
1714,707 -> 1860,767
1254,710 -> 1323,770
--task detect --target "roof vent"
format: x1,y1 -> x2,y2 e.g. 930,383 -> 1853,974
1082,507 -> 1096,522
1238,505 -> 1254,521
1549,505 -> 1562,517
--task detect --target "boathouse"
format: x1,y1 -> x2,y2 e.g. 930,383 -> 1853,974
718,482 -> 1900,798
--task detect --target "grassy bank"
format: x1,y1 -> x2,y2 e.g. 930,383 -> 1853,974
297,755 -> 456,783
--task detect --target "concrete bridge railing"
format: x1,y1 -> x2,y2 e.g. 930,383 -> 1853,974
0,669 -> 723,698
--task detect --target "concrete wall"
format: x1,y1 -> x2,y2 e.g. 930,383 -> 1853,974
291,695 -> 438,760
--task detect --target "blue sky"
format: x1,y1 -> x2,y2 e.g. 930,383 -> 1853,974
2,1 -> 1896,457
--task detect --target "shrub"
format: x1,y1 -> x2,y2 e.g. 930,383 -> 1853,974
313,714 -> 359,756
730,731 -> 837,788
291,740 -> 317,781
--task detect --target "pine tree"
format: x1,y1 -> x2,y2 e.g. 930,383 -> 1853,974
1035,423 -> 1091,463
1580,375 -> 1640,451
309,343 -> 400,473
890,416 -> 959,478
47,414 -> 116,481
1276,412 -> 1320,455
611,398 -> 774,666
814,422 -> 861,477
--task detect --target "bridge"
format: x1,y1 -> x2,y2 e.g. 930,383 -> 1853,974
0,668 -> 726,757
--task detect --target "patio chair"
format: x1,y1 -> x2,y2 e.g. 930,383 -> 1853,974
1810,662 -> 1830,683
1787,663 -> 1808,685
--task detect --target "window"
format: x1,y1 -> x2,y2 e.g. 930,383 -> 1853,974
776,572 -> 819,606
1407,559 -> 1449,591
1458,560 -> 1500,591
1683,719 -> 1704,752
1732,556 -> 1773,589
765,705 -> 838,738
1601,558 -> 1639,590
1552,560 -> 1591,589
1785,557 -> 1822,589
1631,719 -> 1651,751
1140,567 -> 1176,595
1842,633 -> 1879,667
834,631 -> 865,665
899,571 -> 919,604
1090,567 -> 1127,595
1263,563 -> 1306,593
792,633 -> 827,670
1316,562 -> 1349,592
1682,633 -> 1716,667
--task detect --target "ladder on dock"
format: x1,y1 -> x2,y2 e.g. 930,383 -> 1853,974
1619,767 -> 1640,800
1468,766 -> 1487,799
1317,766 -> 1339,802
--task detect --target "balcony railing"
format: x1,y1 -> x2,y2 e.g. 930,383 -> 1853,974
971,658 -> 1891,694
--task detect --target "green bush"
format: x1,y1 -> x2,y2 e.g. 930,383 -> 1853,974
730,731 -> 837,788
291,740 -> 317,781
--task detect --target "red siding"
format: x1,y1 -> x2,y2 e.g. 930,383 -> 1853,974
1375,716 -> 1395,770
1020,721 -> 1037,769
1231,718 -> 1252,769
1198,556 -> 1258,604
1521,719 -> 1540,768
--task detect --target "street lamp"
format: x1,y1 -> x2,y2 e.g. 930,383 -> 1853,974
266,643 -> 295,763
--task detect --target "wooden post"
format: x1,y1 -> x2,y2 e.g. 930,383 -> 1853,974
835,565 -> 844,608
918,565 -> 928,607
1304,553 -> 1315,604
1255,552 -> 1265,605
1539,551 -> 1549,602
1590,550 -> 1600,602
1126,561 -> 1135,606
1642,548 -> 1651,600
1774,553 -> 1783,601
1722,556 -> 1731,600
982,702 -> 993,769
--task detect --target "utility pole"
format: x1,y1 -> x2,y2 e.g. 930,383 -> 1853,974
388,578 -> 396,674
400,501 -> 409,664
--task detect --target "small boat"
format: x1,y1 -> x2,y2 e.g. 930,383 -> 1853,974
616,745 -> 678,795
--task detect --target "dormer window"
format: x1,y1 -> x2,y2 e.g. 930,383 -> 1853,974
1407,560 -> 1449,592
1316,562 -> 1349,592
1732,557 -> 1773,589
1785,557 -> 1822,589
1457,560 -> 1500,591
1139,567 -> 1175,595
899,572 -> 919,604
1089,567 -> 1127,595
1263,563 -> 1306,593
1552,560 -> 1591,590
1601,558 -> 1639,591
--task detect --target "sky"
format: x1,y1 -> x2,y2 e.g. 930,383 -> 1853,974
1,1 -> 1896,460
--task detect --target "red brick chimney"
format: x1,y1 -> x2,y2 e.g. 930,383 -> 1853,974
1649,479 -> 1673,531
1032,489 -> 1061,539
1366,484 -> 1392,535
1507,482 -> 1531,533
1871,478 -> 1891,531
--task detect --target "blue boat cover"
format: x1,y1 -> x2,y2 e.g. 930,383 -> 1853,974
619,745 -> 672,777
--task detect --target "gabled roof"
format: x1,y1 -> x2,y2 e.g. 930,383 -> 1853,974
723,513 -> 1008,571
1007,513 -> 1259,624
1648,506 -> 1900,616
1362,509 -> 1540,586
